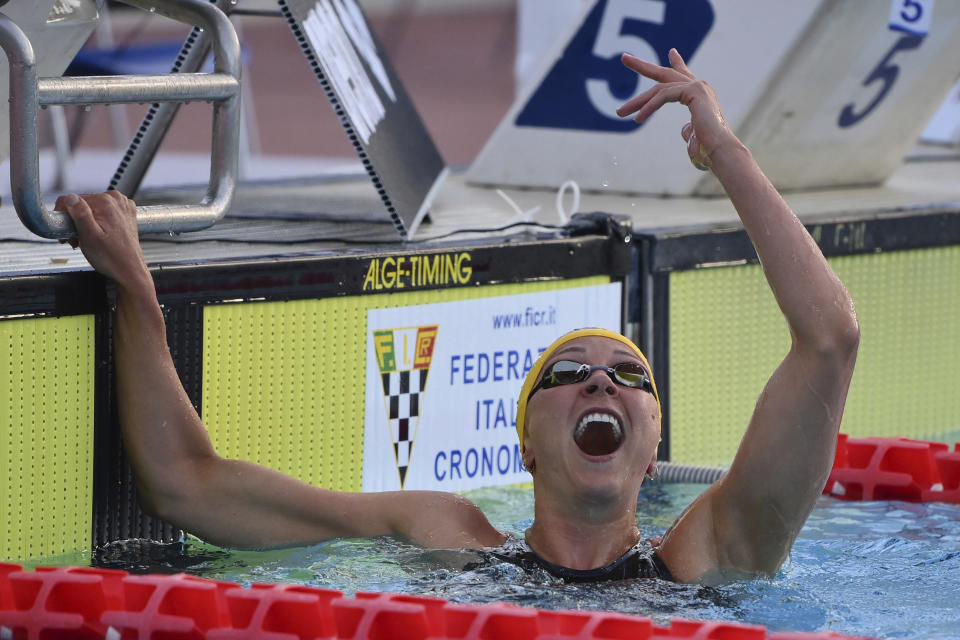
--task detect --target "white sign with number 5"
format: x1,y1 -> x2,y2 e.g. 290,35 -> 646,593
469,0 -> 960,196
889,0 -> 934,36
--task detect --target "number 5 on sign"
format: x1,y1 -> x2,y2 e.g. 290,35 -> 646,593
889,0 -> 934,36
586,0 -> 664,120
512,0 -> 713,133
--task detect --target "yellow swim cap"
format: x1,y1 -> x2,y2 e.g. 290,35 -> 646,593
515,328 -> 661,453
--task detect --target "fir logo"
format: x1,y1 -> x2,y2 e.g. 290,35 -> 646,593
372,325 -> 438,487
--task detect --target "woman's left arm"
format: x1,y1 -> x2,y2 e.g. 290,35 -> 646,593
618,50 -> 859,583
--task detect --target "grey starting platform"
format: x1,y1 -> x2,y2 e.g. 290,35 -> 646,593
0,146 -> 960,276
1,146 -> 957,275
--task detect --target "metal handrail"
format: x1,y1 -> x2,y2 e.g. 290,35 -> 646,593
110,0 -> 239,199
0,0 -> 241,239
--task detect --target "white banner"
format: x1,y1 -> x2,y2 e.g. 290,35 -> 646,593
363,283 -> 622,492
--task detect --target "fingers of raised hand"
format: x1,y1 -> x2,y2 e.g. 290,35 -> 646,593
667,48 -> 696,80
618,49 -> 704,123
621,53 -> 673,83
625,83 -> 688,123
616,83 -> 656,118
621,49 -> 692,84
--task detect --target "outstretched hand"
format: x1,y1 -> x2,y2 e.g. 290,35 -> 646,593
617,48 -> 734,171
55,191 -> 149,290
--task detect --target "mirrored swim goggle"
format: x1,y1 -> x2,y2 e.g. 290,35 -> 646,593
527,359 -> 655,401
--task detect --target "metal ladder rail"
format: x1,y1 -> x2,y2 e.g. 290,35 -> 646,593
0,0 -> 241,239
110,0 -> 240,199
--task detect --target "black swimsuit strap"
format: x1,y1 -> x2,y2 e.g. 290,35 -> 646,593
475,536 -> 675,583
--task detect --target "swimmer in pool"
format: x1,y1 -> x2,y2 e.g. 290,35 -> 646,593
56,49 -> 858,585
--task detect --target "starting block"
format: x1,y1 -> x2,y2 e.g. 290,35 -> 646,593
468,0 -> 960,196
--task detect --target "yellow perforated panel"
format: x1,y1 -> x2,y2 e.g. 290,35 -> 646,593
668,265 -> 788,466
0,316 -> 95,560
668,246 -> 960,466
202,277 -> 611,491
836,247 -> 960,442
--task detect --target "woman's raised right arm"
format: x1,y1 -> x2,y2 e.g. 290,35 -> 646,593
57,191 -> 505,551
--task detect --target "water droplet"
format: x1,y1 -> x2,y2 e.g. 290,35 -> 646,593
601,179 -> 609,188
611,156 -> 619,167
148,6 -> 156,12
82,105 -> 92,112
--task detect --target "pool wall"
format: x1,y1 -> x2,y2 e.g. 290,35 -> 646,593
5,202 -> 960,562
0,233 -> 631,561
634,208 -> 960,466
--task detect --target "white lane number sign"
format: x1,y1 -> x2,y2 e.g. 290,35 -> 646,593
889,0 -> 934,36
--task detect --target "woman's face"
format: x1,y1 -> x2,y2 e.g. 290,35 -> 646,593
522,336 -> 661,505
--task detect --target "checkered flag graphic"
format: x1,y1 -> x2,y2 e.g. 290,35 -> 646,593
380,367 -> 430,486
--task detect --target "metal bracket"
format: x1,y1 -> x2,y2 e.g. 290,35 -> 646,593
0,0 -> 241,239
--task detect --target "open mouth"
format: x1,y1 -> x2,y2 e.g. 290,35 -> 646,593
574,412 -> 624,457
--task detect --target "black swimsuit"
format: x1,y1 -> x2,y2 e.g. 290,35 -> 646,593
466,536 -> 675,583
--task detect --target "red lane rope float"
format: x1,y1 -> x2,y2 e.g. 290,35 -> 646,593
825,434 -> 960,503
0,564 -> 877,640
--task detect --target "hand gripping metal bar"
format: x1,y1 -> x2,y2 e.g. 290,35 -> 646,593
0,0 -> 241,239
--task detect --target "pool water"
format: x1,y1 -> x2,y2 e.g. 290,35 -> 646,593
32,483 -> 960,639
